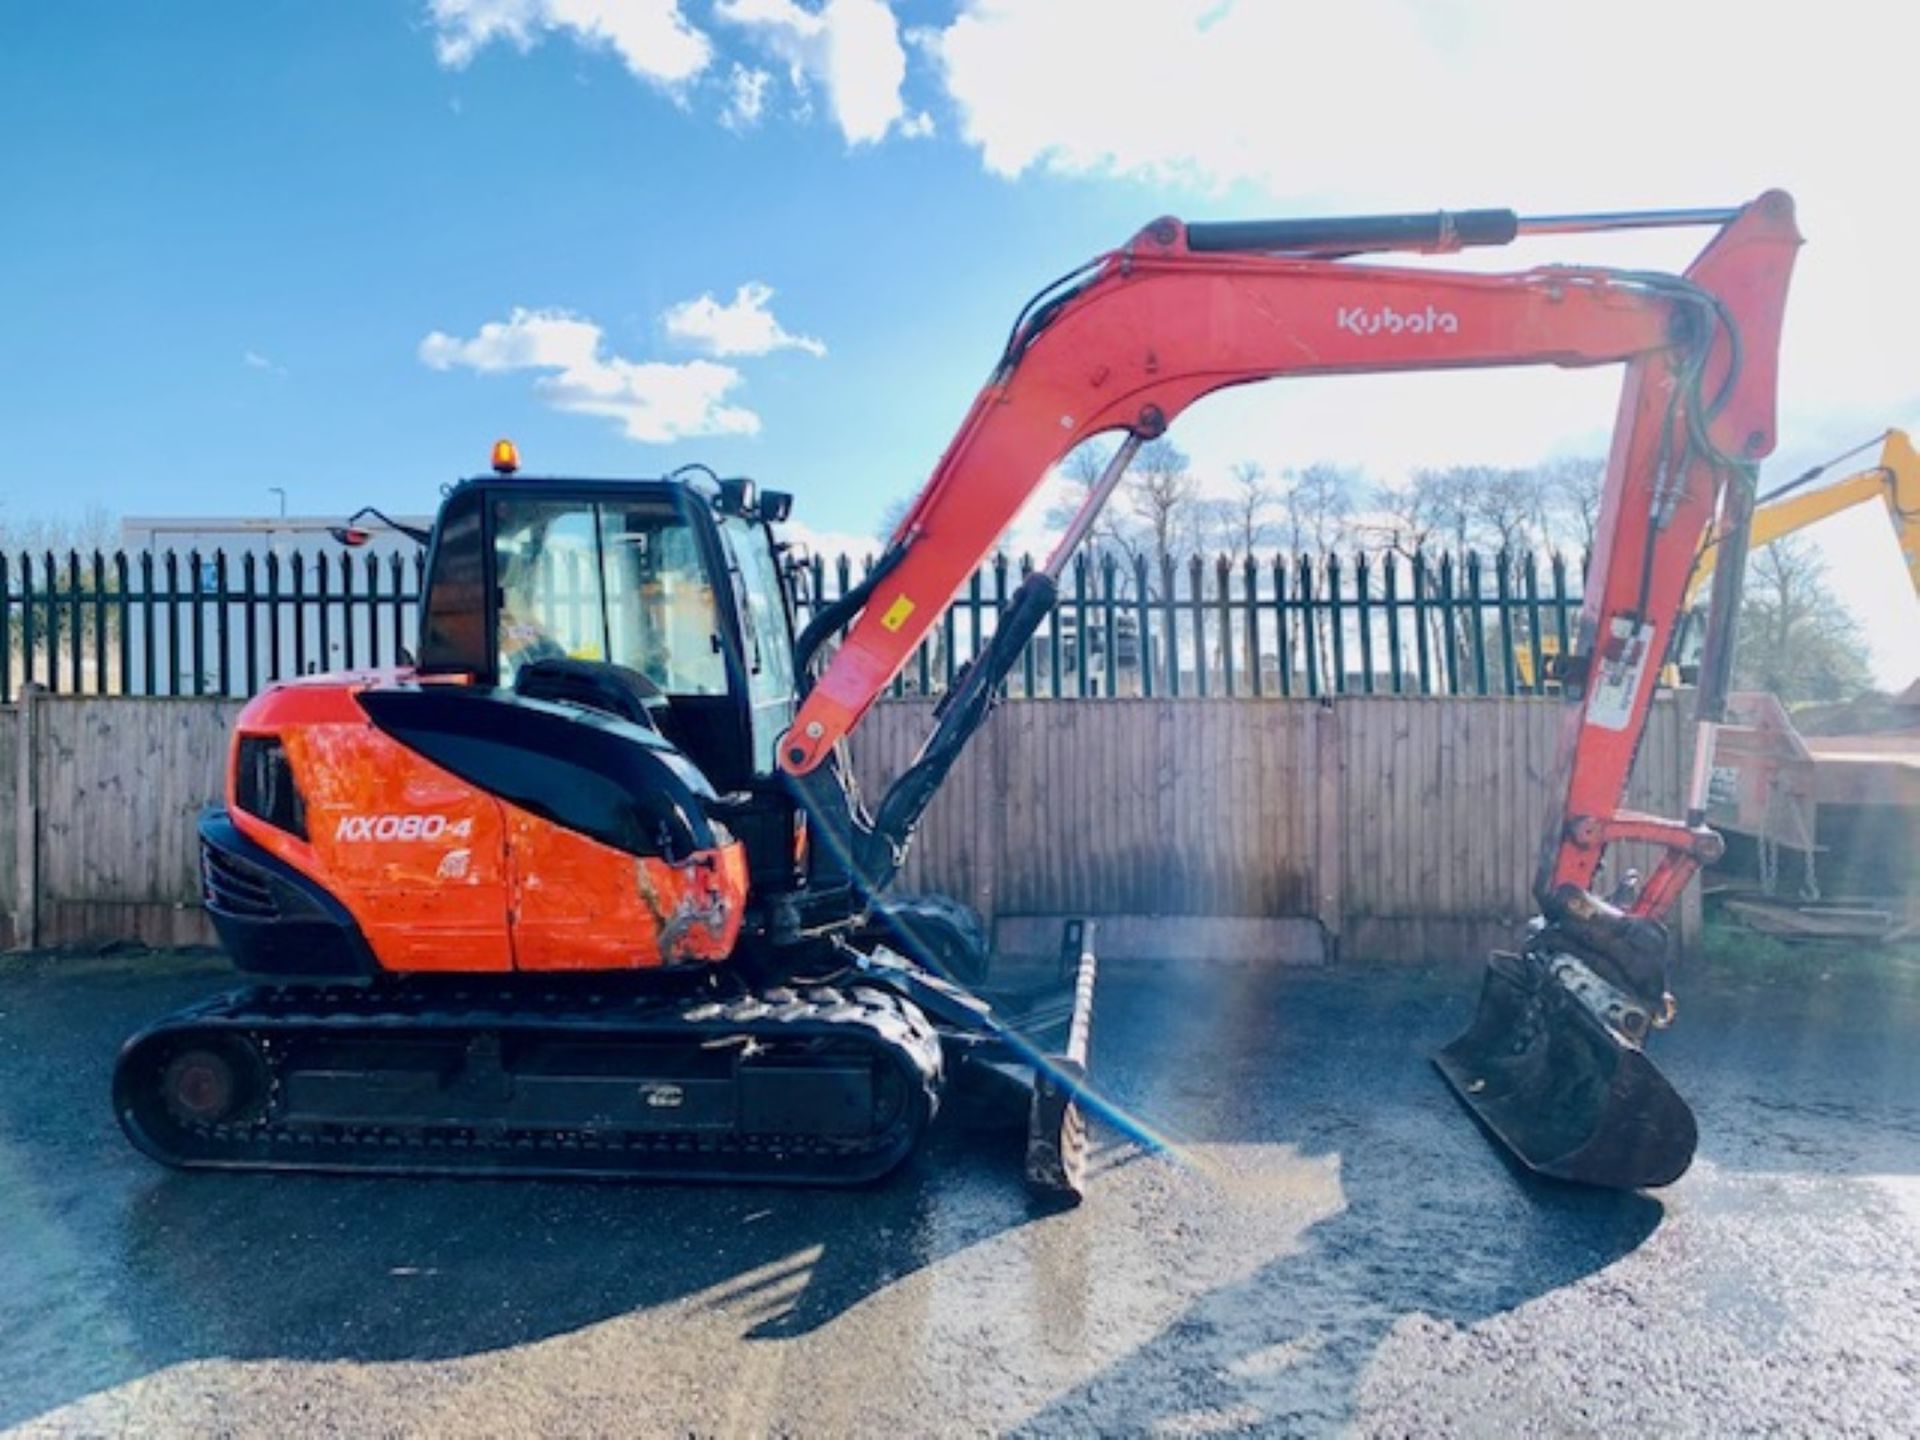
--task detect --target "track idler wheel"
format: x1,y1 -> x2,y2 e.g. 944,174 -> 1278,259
1435,950 -> 1697,1190
118,1033 -> 269,1165
161,1048 -> 249,1127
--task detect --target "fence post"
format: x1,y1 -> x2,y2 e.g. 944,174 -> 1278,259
1314,697 -> 1345,959
0,552 -> 11,704
13,683 -> 42,951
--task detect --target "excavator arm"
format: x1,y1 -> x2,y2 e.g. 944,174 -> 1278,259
784,201 -> 1797,773
781,193 -> 1801,1193
785,195 -> 1799,921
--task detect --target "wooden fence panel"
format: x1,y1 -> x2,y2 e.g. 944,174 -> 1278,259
3,694 -> 1692,960
849,700 -> 1325,921
32,697 -> 244,945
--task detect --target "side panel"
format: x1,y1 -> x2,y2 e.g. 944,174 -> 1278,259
507,817 -> 749,971
235,679 -> 750,975
232,684 -> 514,974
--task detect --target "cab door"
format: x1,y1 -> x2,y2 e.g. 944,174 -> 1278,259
717,515 -> 799,778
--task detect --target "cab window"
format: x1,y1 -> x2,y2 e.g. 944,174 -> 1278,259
719,515 -> 797,774
418,488 -> 486,672
492,497 -> 728,696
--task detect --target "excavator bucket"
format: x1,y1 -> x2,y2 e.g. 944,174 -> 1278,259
1435,951 -> 1697,1190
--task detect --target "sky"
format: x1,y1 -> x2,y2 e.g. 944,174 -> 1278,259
3,0 -> 1917,682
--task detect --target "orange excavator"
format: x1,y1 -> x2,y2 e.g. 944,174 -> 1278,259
115,192 -> 1801,1197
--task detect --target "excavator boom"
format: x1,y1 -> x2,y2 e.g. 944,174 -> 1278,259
783,200 -> 1798,775
786,192 -> 1801,1190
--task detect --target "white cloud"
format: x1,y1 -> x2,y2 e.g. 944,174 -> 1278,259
427,0 -> 711,87
419,308 -> 760,442
932,0 -> 1919,409
715,0 -> 907,145
932,0 -> 1920,683
720,62 -> 771,130
779,515 -> 890,563
242,350 -> 285,375
662,281 -> 826,358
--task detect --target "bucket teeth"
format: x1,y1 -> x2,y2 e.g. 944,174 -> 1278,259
1435,950 -> 1698,1190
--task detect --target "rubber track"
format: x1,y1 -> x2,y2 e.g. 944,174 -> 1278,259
114,978 -> 944,1185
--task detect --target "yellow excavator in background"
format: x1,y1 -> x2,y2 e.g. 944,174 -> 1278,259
1691,430 -> 1920,941
1687,427 -> 1920,606
1519,428 -> 1919,688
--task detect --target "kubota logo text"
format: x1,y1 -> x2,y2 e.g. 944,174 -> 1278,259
334,813 -> 474,843
1335,304 -> 1460,337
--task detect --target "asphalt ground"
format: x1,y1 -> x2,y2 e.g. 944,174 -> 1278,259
1,940 -> 1917,1437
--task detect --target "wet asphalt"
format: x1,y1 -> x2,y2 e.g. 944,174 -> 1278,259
1,942 -> 1917,1437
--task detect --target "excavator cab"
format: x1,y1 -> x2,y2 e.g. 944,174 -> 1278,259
399,469 -> 822,914
415,471 -> 798,795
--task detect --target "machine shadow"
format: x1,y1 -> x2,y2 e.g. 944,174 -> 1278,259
1008,1158 -> 1662,1436
1010,945 -> 1920,1434
1005,957 -> 1669,1436
2,1124 -> 1044,1429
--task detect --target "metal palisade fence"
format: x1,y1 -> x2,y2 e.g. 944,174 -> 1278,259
1,544 -> 1584,703
0,549 -> 425,701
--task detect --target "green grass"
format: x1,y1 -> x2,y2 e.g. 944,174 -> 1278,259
1696,914 -> 1920,982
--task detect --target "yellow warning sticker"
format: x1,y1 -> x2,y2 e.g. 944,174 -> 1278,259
879,595 -> 916,632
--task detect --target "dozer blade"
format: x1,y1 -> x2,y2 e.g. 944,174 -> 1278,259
1435,950 -> 1697,1190
1023,919 -> 1097,1205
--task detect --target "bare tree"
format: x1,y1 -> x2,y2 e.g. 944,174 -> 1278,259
1046,439 -> 1110,530
1047,438 -> 1143,572
1467,466 -> 1550,555
1380,464 -> 1570,555
1203,460 -> 1277,560
1537,455 -> 1606,554
1278,462 -> 1357,553
0,503 -> 117,557
873,494 -> 913,546
1368,472 -> 1457,557
1733,536 -> 1873,703
1409,467 -> 1475,551
1197,461 -> 1281,678
1267,463 -> 1357,690
1125,437 -> 1198,579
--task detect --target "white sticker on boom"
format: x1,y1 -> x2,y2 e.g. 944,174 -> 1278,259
1586,619 -> 1658,732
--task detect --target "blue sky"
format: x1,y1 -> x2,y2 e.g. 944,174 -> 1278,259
2,2 -> 1163,536
5,1 -> 1917,677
